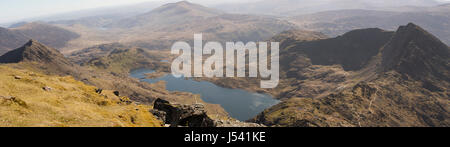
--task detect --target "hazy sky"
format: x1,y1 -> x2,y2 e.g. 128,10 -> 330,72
0,0 -> 262,23
0,0 -> 449,23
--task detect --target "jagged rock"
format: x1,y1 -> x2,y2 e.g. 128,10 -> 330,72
153,98 -> 215,127
152,98 -> 266,127
43,86 -> 52,91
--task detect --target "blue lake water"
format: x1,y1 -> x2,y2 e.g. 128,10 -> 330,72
129,68 -> 280,121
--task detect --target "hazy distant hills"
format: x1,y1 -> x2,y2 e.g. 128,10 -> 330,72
0,27 -> 29,55
0,22 -> 79,55
216,0 -> 443,16
288,5 -> 450,45
17,1 -> 167,28
10,22 -> 80,49
109,1 -> 223,28
47,1 -> 297,52
4,1 -> 446,53
108,1 -> 297,44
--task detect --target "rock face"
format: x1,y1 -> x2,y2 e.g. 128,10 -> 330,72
381,23 -> 450,81
152,98 -> 215,127
151,98 -> 266,127
282,28 -> 395,71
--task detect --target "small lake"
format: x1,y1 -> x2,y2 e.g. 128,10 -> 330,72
130,68 -> 280,121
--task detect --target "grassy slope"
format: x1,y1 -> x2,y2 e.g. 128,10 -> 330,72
0,65 -> 161,127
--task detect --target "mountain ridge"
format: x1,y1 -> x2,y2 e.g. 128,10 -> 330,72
250,23 -> 449,127
380,23 -> 450,81
0,39 -> 71,65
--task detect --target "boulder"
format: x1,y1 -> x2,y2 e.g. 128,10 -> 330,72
152,98 -> 215,127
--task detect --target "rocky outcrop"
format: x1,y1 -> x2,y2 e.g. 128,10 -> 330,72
151,98 -> 266,127
152,98 -> 215,127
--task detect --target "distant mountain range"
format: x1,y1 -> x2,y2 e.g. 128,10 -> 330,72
2,1 -> 448,53
288,4 -> 450,45
0,22 -> 79,55
46,1 -> 298,52
215,0 -> 444,16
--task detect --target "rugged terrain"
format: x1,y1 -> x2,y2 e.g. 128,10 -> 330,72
0,40 -> 232,126
249,23 -> 449,127
0,62 -> 161,127
1,1 -> 448,127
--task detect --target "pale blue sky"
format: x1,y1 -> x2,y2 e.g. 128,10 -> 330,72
0,0 -> 449,23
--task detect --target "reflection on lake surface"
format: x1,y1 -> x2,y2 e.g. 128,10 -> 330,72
130,68 -> 280,121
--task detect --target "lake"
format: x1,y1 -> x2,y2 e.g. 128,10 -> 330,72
130,68 -> 280,121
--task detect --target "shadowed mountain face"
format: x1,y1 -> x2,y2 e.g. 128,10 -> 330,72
250,23 -> 449,127
281,28 -> 395,71
381,23 -> 450,81
0,39 -> 71,65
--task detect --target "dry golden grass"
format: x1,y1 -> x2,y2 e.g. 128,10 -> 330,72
0,65 -> 162,127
